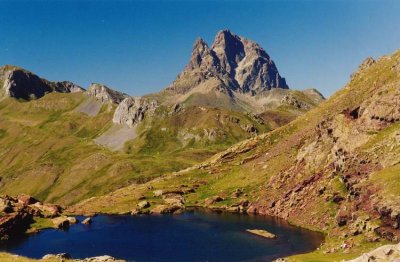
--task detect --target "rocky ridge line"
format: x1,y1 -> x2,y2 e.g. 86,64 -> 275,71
0,65 -> 84,100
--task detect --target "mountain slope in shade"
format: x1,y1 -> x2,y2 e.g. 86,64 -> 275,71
0,65 -> 84,100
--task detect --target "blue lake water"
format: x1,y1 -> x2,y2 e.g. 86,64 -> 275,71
2,210 -> 324,261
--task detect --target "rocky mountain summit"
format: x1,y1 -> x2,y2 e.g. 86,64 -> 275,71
167,29 -> 288,96
86,83 -> 128,104
0,65 -> 84,100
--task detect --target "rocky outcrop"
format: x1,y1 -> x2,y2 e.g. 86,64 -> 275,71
112,97 -> 158,127
351,57 -> 376,80
359,88 -> 400,128
75,255 -> 125,262
281,94 -> 312,110
42,254 -> 125,262
86,83 -> 128,104
52,217 -> 70,229
42,253 -> 71,260
0,206 -> 33,243
0,65 -> 84,100
167,29 -> 288,95
54,81 -> 85,93
0,195 -> 64,243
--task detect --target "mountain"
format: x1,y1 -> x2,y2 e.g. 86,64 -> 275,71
158,30 -> 321,113
0,65 -> 84,100
0,30 -> 324,208
71,50 -> 400,260
167,29 -> 288,95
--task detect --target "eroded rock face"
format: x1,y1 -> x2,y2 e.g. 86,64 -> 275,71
167,29 -> 288,95
86,83 -> 128,104
359,88 -> 400,128
0,66 -> 84,100
3,69 -> 53,99
0,194 -> 66,243
212,30 -> 288,94
55,81 -> 85,93
112,97 -> 158,127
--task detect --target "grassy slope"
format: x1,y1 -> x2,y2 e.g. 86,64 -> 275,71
0,91 -> 282,206
72,50 -> 400,261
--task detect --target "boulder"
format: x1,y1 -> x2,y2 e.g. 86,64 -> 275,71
226,206 -> 240,212
151,204 -> 183,214
17,194 -> 38,206
130,208 -> 140,215
162,194 -> 185,206
137,200 -> 150,209
231,188 -> 243,198
246,205 -> 258,214
52,217 -> 70,230
67,216 -> 78,224
82,217 -> 92,225
153,190 -> 164,197
204,196 -> 224,205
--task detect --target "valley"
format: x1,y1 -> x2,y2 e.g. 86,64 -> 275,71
0,29 -> 399,261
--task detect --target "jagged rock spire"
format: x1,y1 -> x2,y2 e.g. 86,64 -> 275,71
167,29 -> 288,95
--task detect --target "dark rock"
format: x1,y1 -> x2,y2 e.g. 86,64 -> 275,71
1,67 -> 84,100
137,201 -> 150,209
204,196 -> 224,205
0,207 -> 34,243
52,217 -> 70,230
17,194 -> 38,206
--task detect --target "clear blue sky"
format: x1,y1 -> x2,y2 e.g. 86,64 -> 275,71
1,0 -> 399,97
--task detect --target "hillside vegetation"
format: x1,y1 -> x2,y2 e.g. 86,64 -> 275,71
71,50 -> 400,260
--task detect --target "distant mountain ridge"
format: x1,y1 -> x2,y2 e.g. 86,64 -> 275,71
0,65 -> 84,100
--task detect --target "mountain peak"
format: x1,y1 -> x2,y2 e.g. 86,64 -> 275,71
193,37 -> 208,49
167,29 -> 288,95
0,65 -> 84,100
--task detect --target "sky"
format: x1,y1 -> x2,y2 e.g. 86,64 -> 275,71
0,0 -> 399,98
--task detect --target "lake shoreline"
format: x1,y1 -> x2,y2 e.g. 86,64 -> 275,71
2,209 -> 325,262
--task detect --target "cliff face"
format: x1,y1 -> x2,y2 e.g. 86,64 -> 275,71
0,65 -> 84,100
167,30 -> 288,96
86,83 -> 128,104
112,97 -> 158,128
